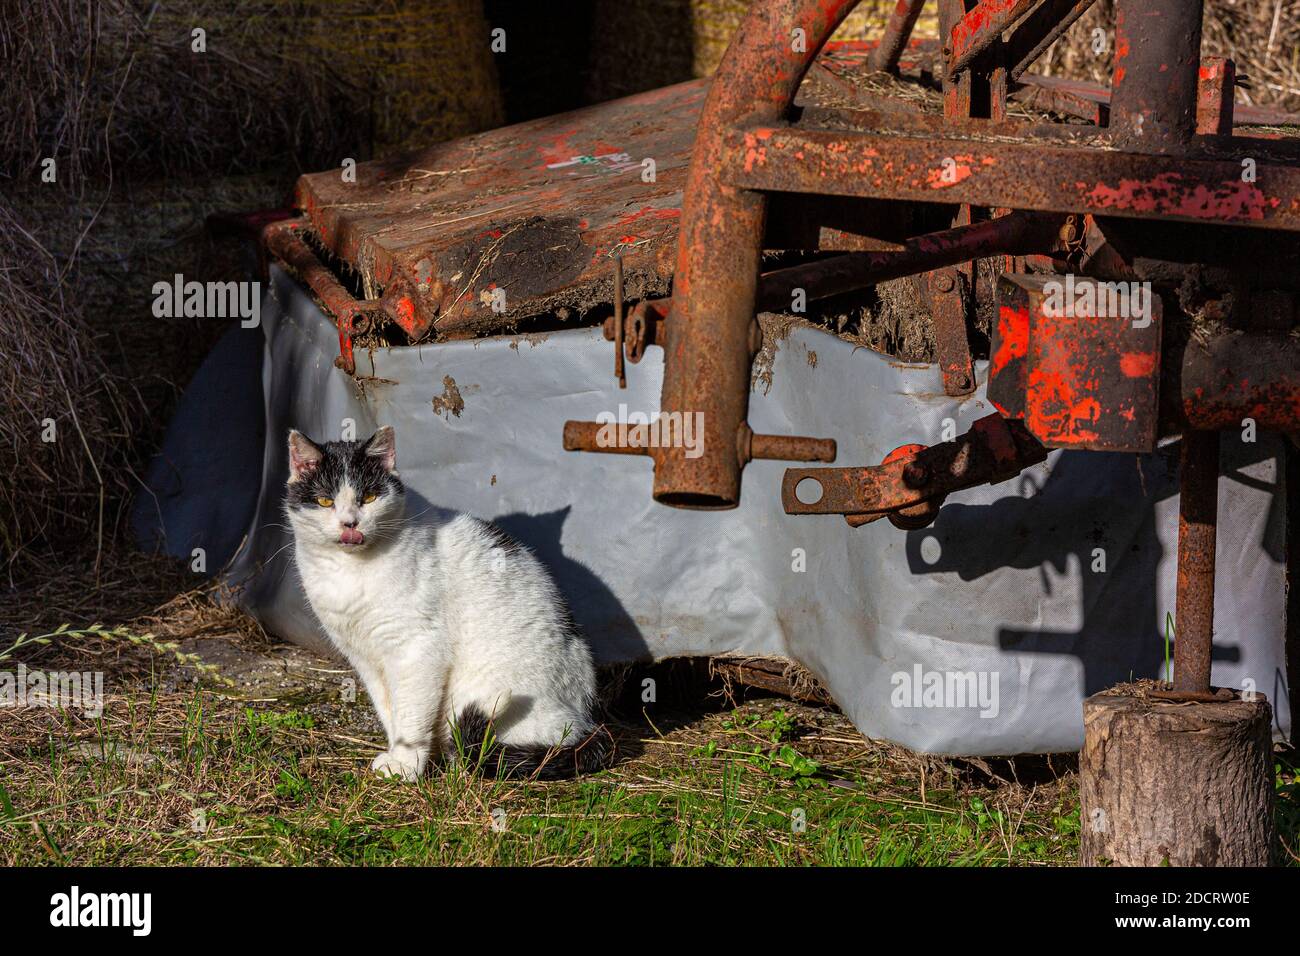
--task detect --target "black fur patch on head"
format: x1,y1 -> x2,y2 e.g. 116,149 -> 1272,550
285,431 -> 404,509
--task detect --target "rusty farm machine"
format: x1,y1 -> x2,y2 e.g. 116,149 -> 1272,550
260,1 -> 1299,864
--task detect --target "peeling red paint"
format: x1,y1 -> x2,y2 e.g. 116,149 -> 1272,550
991,304 -> 1029,378
1081,173 -> 1278,222
1120,351 -> 1157,378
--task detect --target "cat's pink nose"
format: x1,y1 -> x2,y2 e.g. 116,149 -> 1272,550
339,527 -> 365,546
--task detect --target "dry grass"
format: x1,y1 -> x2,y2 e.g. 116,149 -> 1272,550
1037,0 -> 1300,114
0,547 -> 1088,867
0,0 -> 502,186
0,1 -> 499,580
2,549 -> 1295,867
0,201 -> 138,584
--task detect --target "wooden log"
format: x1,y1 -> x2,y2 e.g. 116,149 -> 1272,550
1079,689 -> 1276,866
710,656 -> 836,707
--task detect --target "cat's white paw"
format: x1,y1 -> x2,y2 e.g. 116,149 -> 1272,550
371,750 -> 422,782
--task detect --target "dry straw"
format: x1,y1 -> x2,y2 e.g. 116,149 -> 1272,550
0,0 -> 502,580
0,201 -> 136,583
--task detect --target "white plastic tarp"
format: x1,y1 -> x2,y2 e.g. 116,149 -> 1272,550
135,267 -> 1293,754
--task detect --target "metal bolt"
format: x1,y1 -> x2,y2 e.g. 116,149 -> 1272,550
935,273 -> 956,293
902,461 -> 929,486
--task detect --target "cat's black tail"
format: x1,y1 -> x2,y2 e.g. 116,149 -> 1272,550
453,704 -> 614,780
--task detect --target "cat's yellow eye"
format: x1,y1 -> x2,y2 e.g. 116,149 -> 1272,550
363,493 -> 378,504
316,497 -> 334,507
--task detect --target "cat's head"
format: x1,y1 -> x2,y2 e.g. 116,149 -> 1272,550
284,426 -> 405,552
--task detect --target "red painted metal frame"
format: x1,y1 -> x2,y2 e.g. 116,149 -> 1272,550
868,0 -> 927,74
722,124 -> 1300,231
650,0 -> 863,510
947,0 -> 1037,79
567,0 -> 1300,528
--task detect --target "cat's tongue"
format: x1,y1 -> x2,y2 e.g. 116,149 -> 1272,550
339,527 -> 365,546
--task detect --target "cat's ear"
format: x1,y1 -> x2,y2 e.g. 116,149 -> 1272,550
365,425 -> 397,473
287,430 -> 323,482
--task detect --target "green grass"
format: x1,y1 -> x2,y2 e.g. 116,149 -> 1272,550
0,679 -> 1085,866
1,554 -> 1291,867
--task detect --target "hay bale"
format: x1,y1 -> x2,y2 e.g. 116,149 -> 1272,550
0,200 -> 136,580
585,0 -> 938,102
0,0 -> 504,185
0,0 -> 505,579
1033,0 -> 1300,114
687,0 -> 937,78
19,175 -> 297,443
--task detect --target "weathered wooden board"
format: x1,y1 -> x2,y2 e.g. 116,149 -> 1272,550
296,80 -> 705,341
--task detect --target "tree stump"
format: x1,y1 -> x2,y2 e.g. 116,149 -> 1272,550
1079,688 -> 1276,866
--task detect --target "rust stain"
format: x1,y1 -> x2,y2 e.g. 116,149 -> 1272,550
431,375 -> 465,419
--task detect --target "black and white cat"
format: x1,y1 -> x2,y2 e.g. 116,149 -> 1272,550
284,425 -> 607,781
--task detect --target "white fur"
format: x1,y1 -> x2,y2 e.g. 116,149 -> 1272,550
286,439 -> 596,782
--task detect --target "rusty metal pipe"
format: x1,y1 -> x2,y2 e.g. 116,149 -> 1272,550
757,212 -> 1058,309
1174,429 -> 1218,694
656,0 -> 860,509
263,217 -> 382,375
1160,332 -> 1300,433
1008,0 -> 1098,80
1109,0 -> 1203,152
947,0 -> 1037,80
868,0 -> 927,74
607,212 -> 1055,361
748,430 -> 838,463
562,420 -> 836,464
613,255 -> 627,388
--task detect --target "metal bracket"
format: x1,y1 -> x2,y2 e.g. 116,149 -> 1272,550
781,413 -> 1047,526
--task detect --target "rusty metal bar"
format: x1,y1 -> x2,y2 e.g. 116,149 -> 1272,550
561,420 -> 836,463
756,211 -> 1059,308
748,430 -> 838,463
605,212 -> 1058,364
1174,429 -> 1218,694
613,255 -> 627,389
721,124 -> 1300,231
263,218 -> 383,375
782,413 -> 1046,521
1196,57 -> 1236,137
927,266 -> 975,396
655,0 -> 860,509
791,103 -> 1300,161
868,0 -> 927,74
1011,71 -> 1300,129
1010,74 -> 1109,125
940,0 -> 974,119
947,0 -> 1038,79
1006,0 -> 1098,80
1109,0 -> 1203,152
